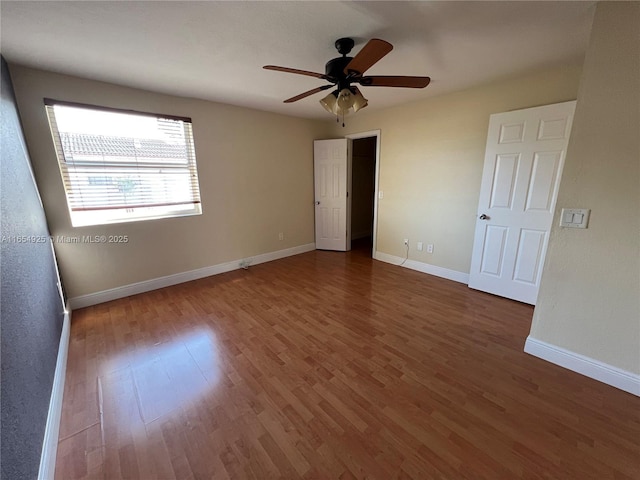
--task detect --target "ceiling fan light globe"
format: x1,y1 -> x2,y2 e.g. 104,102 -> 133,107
319,92 -> 338,114
352,100 -> 368,113
352,89 -> 368,113
336,88 -> 356,111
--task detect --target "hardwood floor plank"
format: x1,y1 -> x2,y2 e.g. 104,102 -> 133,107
55,248 -> 640,479
55,423 -> 104,480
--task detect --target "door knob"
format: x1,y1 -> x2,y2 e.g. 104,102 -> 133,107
315,201 -> 320,205
479,214 -> 490,220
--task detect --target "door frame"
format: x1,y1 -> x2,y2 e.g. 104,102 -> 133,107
345,130 -> 381,255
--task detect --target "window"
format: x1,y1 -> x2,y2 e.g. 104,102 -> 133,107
45,99 -> 202,227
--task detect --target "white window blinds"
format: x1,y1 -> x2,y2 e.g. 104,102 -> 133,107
45,99 -> 202,227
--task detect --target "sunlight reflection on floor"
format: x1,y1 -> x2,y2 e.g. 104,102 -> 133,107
99,328 -> 222,438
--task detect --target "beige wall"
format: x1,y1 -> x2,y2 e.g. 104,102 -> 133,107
10,65 -> 327,298
331,66 -> 583,274
529,2 -> 640,373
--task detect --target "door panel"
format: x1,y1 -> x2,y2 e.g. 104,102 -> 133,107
525,151 -> 562,212
314,139 -> 349,251
480,225 -> 508,276
499,122 -> 526,143
537,116 -> 570,140
469,101 -> 576,304
513,229 -> 546,284
489,154 -> 520,209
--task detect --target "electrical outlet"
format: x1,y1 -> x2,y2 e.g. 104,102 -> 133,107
278,232 -> 284,240
427,244 -> 434,254
403,238 -> 409,246
417,242 -> 423,251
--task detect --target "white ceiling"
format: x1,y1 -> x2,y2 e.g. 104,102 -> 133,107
1,1 -> 595,119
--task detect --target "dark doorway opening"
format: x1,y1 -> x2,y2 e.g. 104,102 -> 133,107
350,137 -> 377,257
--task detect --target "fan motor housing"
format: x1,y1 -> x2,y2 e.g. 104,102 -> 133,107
325,57 -> 353,81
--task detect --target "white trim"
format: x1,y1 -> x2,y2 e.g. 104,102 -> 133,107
38,307 -> 71,480
524,336 -> 640,397
345,130 -> 381,255
69,243 -> 316,309
374,251 -> 470,284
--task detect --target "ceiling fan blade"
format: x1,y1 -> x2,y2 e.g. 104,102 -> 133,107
359,76 -> 431,88
344,39 -> 393,76
264,65 -> 327,79
284,85 -> 333,103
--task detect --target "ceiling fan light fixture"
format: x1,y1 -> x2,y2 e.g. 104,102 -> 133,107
321,88 -> 368,126
332,88 -> 369,116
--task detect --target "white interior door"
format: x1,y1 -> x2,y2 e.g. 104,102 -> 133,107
314,139 -> 350,251
469,101 -> 576,304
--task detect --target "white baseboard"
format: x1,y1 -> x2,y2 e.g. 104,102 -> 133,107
69,243 -> 316,309
524,336 -> 640,396
38,307 -> 71,480
374,251 -> 469,284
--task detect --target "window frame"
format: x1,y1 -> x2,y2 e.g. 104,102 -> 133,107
44,98 -> 203,227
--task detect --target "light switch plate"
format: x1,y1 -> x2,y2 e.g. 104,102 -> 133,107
560,208 -> 590,228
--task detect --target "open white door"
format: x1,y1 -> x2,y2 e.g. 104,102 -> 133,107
314,139 -> 350,251
469,101 -> 576,304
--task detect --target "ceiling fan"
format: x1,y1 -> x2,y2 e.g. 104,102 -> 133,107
264,37 -> 431,125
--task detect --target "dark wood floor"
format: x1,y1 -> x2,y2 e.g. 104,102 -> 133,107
56,246 -> 640,479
